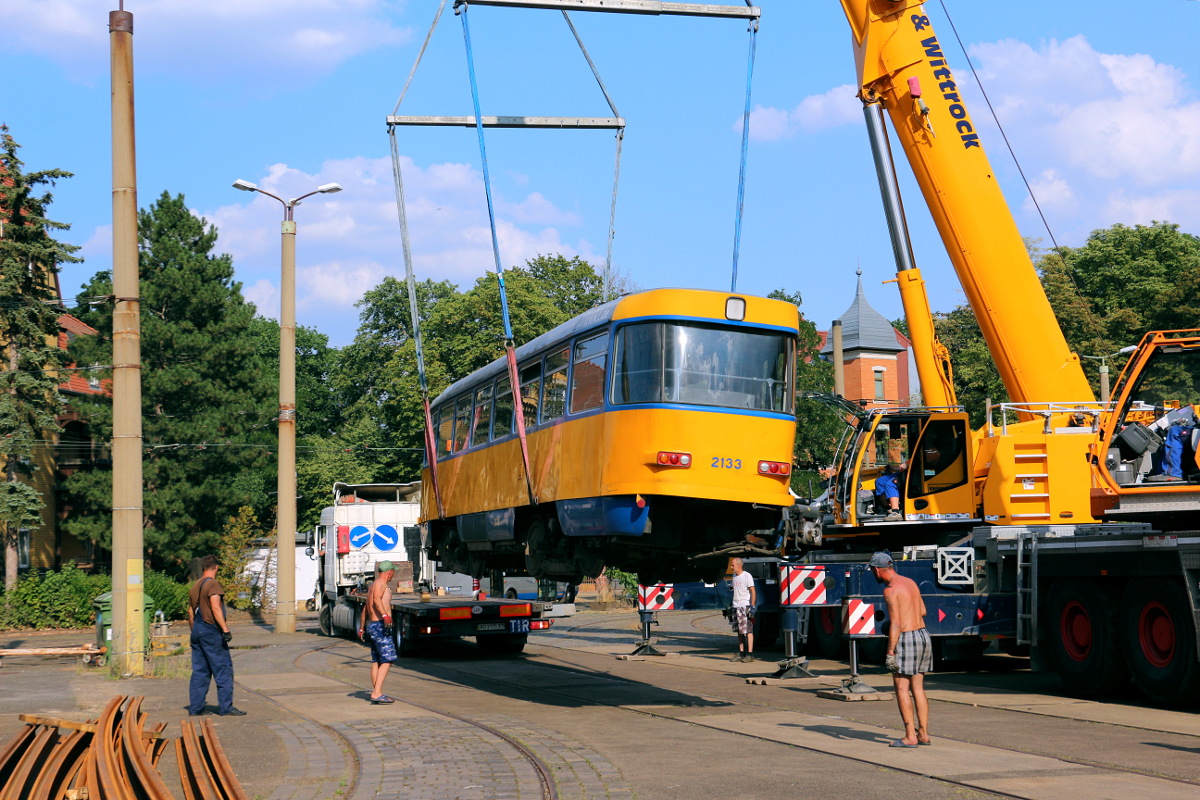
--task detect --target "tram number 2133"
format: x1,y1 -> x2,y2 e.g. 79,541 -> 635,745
713,457 -> 743,470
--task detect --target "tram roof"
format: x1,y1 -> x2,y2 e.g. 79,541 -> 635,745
431,288 -> 799,407
433,295 -> 622,406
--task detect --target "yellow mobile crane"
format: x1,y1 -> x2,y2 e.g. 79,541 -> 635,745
791,0 -> 1200,703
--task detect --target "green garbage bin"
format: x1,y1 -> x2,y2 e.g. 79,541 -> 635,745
93,592 -> 158,655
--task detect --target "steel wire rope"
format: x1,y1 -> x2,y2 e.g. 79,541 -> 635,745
387,0 -> 450,519
730,12 -> 759,293
559,10 -> 624,302
935,0 -> 1104,338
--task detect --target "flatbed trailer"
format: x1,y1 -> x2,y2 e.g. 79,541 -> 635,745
329,587 -> 551,656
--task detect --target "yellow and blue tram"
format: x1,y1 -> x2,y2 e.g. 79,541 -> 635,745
420,288 -> 800,583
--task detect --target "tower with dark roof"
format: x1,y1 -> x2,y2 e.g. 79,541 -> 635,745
819,270 -> 912,406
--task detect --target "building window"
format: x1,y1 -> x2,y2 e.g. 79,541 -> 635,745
18,528 -> 31,570
874,369 -> 886,400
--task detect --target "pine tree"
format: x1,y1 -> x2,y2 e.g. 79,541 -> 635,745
0,126 -> 80,590
65,192 -> 277,575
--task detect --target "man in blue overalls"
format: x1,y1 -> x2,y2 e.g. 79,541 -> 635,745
187,554 -> 246,716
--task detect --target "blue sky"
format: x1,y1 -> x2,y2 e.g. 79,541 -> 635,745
3,1 -> 1198,349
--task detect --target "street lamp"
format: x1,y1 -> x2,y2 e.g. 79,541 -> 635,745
232,178 -> 342,634
1082,345 -> 1137,403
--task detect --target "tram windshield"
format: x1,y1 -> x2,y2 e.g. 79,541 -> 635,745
612,322 -> 794,413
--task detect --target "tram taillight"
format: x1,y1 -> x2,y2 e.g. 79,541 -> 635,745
757,460 -> 791,476
656,451 -> 692,468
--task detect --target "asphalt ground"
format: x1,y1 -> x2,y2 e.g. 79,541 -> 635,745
3,606 -> 1200,800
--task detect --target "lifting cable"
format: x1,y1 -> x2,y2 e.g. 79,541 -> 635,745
459,1 -> 539,507
730,11 -> 759,293
389,0 -> 449,520
559,10 -> 624,302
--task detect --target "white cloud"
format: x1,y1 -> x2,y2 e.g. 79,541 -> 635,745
210,153 -> 602,344
0,0 -> 411,85
744,85 -> 860,141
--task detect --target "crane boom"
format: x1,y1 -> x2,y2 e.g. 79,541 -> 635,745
839,0 -> 1093,405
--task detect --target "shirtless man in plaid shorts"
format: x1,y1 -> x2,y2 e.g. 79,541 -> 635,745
870,551 -> 932,747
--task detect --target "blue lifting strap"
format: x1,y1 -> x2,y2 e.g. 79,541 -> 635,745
731,17 -> 759,293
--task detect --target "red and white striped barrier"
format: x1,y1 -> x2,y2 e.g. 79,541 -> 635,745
637,584 -> 675,611
842,598 -> 876,636
779,565 -> 827,606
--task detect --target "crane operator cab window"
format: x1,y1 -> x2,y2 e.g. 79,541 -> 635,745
1110,341 -> 1200,484
908,418 -> 969,498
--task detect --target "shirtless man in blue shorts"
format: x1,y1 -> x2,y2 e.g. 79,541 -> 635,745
359,560 -> 397,704
870,551 -> 932,747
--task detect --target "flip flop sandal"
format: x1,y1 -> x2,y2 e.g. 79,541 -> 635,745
889,739 -> 919,748
370,695 -> 396,704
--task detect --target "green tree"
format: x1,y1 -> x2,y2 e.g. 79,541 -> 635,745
767,289 -> 842,495
218,506 -> 266,610
933,222 -> 1200,423
64,192 -> 277,576
0,126 -> 80,590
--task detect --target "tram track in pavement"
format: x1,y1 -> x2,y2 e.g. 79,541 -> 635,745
377,613 -> 1200,799
233,639 -> 559,800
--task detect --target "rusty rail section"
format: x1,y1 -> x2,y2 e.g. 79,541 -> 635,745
0,695 -> 248,799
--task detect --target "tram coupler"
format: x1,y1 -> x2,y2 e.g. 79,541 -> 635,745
628,610 -> 668,656
770,609 -> 818,679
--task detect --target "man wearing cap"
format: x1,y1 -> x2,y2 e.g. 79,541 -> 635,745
869,551 -> 932,747
360,560 -> 398,704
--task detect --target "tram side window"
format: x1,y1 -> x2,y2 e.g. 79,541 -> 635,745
541,347 -> 570,423
472,385 -> 493,447
435,407 -> 454,458
613,323 -> 664,404
453,396 -> 471,452
493,376 -> 514,439
520,363 -> 541,429
570,332 -> 608,413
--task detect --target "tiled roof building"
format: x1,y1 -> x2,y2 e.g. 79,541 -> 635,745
818,271 -> 912,407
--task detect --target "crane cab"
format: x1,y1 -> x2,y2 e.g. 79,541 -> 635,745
825,407 -> 978,544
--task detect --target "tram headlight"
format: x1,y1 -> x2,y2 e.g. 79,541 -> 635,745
725,296 -> 747,321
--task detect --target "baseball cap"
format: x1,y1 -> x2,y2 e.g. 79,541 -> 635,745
376,560 -> 395,573
868,551 -> 894,568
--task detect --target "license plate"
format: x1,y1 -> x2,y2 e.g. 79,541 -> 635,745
476,622 -> 505,631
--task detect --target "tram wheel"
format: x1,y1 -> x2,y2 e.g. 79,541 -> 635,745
524,518 -> 550,578
1119,579 -> 1200,705
1046,579 -> 1128,697
810,606 -> 845,658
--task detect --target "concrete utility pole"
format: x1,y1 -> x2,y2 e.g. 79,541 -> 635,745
110,3 -> 145,675
231,179 -> 341,633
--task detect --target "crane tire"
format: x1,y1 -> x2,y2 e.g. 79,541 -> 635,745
1047,579 -> 1128,697
809,606 -> 845,658
1120,578 -> 1200,706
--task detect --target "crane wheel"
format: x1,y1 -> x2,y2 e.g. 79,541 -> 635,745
809,606 -> 845,658
1047,579 -> 1128,697
1119,579 -> 1200,705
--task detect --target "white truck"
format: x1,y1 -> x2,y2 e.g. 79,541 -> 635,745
308,482 -> 551,654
